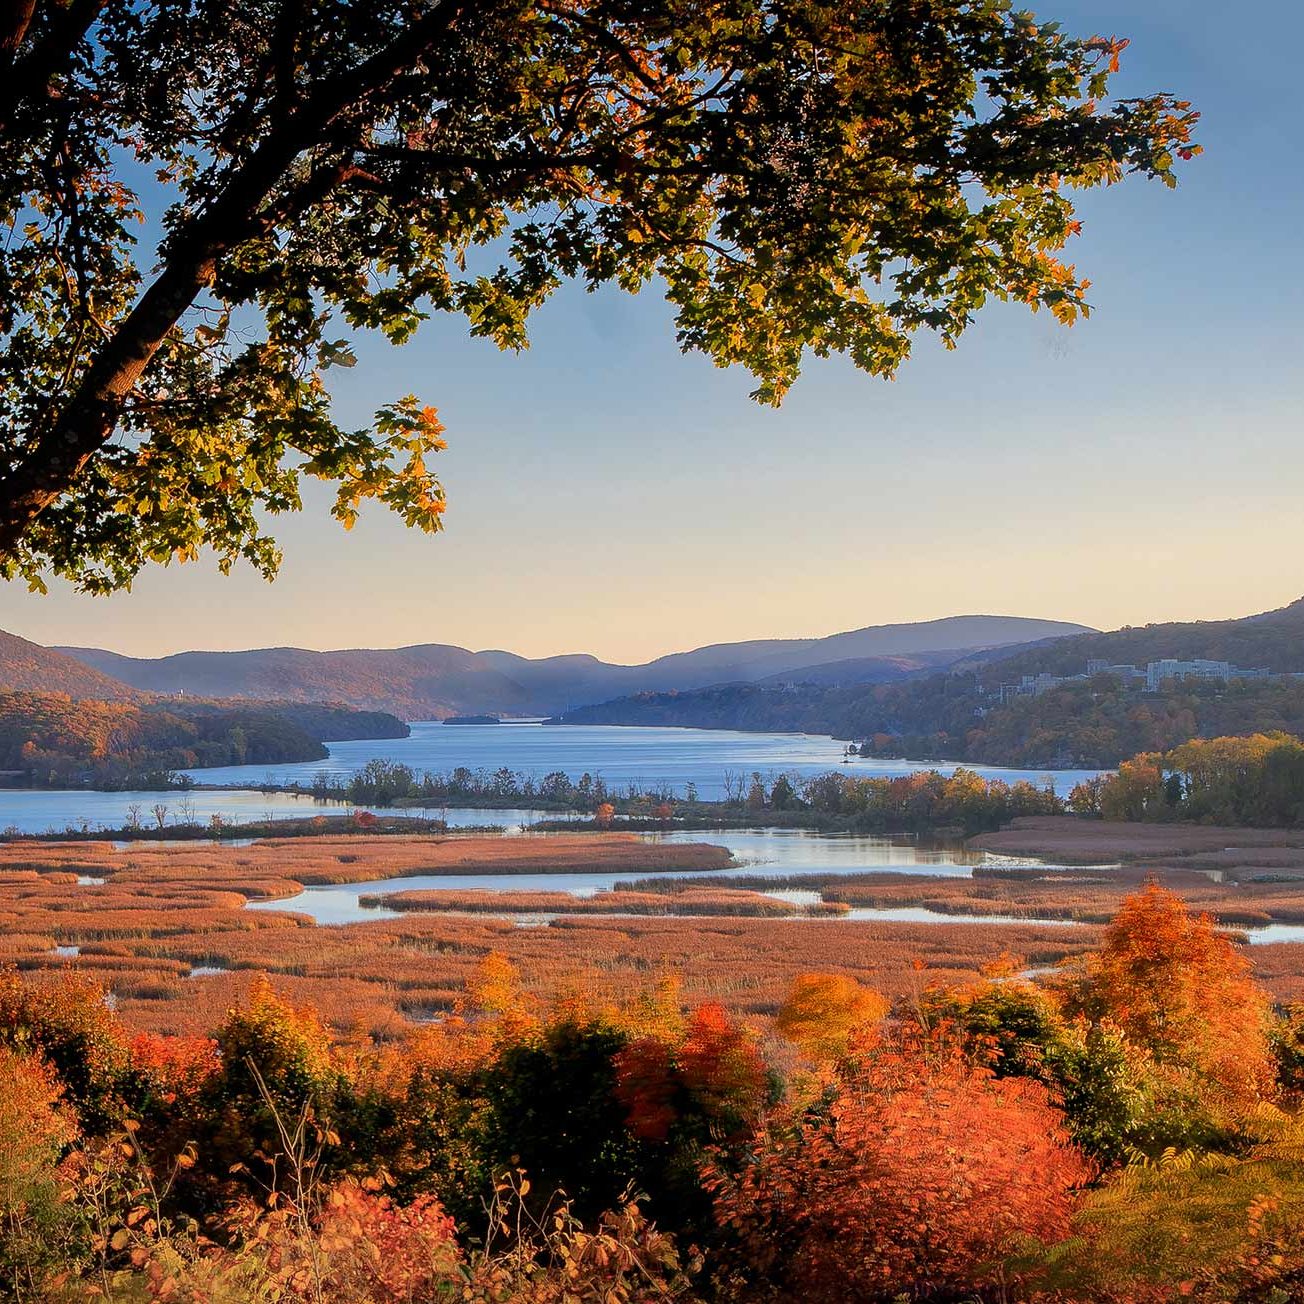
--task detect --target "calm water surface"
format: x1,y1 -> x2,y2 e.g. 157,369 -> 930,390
184,721 -> 1103,798
0,788 -> 548,837
249,827 -> 1070,926
0,722 -> 1103,835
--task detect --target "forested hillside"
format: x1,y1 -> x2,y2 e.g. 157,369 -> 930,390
860,676 -> 1304,769
965,596 -> 1304,678
0,629 -> 137,700
547,684 -> 870,735
0,695 -> 407,788
554,674 -> 1304,769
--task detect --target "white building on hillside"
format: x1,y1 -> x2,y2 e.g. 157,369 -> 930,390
1145,659 -> 1234,691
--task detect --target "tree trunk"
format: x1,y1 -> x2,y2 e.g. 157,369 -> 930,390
0,253 -> 220,554
0,0 -> 465,561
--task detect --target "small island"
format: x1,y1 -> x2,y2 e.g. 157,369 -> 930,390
442,714 -> 501,725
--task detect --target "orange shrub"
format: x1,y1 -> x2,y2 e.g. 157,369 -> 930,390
775,973 -> 890,1063
1059,883 -> 1274,1102
313,1179 -> 461,1299
0,1046 -> 79,1295
0,968 -> 130,1131
678,1002 -> 770,1134
0,1044 -> 77,1196
128,1030 -> 219,1105
710,1044 -> 1093,1302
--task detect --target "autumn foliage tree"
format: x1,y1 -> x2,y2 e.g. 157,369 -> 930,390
0,1046 -> 80,1295
0,0 -> 1198,589
1058,883 -> 1273,1105
0,970 -> 131,1133
710,1041 -> 1093,1302
195,974 -> 349,1190
919,973 -> 1203,1165
774,972 -> 889,1064
1099,755 -> 1168,821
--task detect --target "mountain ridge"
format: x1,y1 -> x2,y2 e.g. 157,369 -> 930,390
545,597 -> 1304,767
44,614 -> 1094,719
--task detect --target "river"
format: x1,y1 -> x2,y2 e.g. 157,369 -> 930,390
0,721 -> 1105,835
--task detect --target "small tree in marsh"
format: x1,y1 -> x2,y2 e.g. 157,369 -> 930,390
1056,883 -> 1274,1106
0,0 -> 1198,590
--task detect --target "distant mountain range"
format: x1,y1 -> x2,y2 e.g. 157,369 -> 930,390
7,599 -> 1303,769
0,613 -> 1096,719
552,597 -> 1304,767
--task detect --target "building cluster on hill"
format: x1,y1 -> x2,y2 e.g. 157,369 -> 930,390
992,658 -> 1303,702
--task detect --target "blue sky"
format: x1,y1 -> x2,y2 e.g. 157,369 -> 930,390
2,0 -> 1301,662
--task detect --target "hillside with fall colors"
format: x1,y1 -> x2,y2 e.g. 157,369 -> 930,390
0,693 -> 408,788
0,629 -> 139,701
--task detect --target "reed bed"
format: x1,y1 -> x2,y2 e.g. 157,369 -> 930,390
623,862 -> 1304,928
102,833 -> 733,884
0,931 -> 56,955
2,830 -> 1304,1036
362,885 -> 845,918
1235,944 -> 1304,1002
821,873 -> 1304,928
973,816 -> 1304,868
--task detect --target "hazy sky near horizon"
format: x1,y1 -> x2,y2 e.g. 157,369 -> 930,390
2,0 -> 1301,664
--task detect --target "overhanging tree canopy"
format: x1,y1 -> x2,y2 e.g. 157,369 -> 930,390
0,0 -> 1199,592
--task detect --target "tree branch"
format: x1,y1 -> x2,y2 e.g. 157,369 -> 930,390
0,0 -> 104,133
0,0 -> 36,60
0,0 -> 467,557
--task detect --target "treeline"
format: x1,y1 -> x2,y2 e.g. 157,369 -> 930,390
314,759 -> 652,809
7,886 -> 1304,1300
334,736 -> 1304,833
702,766 -> 1062,833
0,693 -> 407,789
1071,733 -> 1304,826
795,767 -> 1062,832
315,759 -> 1061,833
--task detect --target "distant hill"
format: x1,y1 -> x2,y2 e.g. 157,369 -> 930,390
546,684 -> 863,736
513,614 -> 1093,702
548,597 -> 1304,767
57,614 -> 1093,719
0,692 -> 408,788
754,649 -> 965,688
965,598 -> 1304,679
57,644 -> 535,719
0,629 -> 138,701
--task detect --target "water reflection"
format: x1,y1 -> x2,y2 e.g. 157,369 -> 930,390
249,828 -> 1074,926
